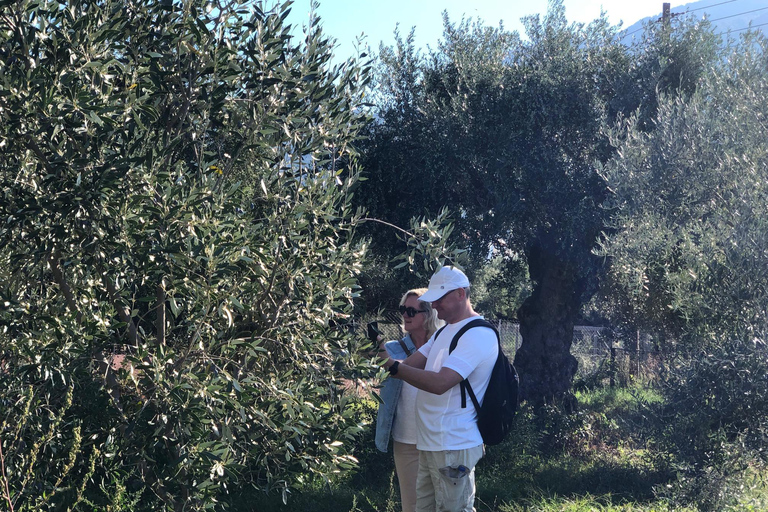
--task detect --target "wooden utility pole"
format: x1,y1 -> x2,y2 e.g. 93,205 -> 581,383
663,3 -> 671,27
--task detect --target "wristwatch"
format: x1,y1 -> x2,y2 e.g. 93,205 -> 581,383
388,361 -> 400,376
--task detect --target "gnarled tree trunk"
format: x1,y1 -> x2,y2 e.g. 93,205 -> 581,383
514,243 -> 580,408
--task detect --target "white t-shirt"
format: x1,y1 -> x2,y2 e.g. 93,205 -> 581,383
392,381 -> 419,444
415,316 -> 498,451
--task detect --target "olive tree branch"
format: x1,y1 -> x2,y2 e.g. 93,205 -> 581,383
356,217 -> 413,237
0,438 -> 14,512
48,251 -> 83,324
103,276 -> 139,347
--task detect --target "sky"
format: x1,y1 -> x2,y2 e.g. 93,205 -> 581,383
284,0 -> 689,61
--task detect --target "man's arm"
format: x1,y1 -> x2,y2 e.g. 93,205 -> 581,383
402,350 -> 427,369
383,353 -> 463,395
396,364 -> 463,395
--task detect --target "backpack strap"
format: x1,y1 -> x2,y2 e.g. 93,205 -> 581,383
397,337 -> 414,357
461,381 -> 481,410
447,318 -> 497,353
448,318 -> 500,410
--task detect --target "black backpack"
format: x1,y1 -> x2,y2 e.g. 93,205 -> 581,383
438,318 -> 520,446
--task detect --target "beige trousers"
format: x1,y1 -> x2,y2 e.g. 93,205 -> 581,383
415,444 -> 485,512
393,441 -> 420,512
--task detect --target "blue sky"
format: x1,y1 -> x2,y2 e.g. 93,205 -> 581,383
284,0 -> 688,61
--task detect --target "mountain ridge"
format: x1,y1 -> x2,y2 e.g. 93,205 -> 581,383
621,0 -> 768,42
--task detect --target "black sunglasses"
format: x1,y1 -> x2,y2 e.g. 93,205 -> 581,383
399,305 -> 427,318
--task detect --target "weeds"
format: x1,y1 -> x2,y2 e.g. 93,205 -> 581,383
205,381 -> 768,511
244,385 -> 671,511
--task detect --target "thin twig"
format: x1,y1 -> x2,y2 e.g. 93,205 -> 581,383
0,437 -> 15,512
357,217 -> 414,237
156,281 -> 166,347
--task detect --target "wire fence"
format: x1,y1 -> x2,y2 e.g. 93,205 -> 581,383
369,318 -> 661,388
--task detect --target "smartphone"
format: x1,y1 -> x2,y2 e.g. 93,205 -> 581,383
366,321 -> 381,342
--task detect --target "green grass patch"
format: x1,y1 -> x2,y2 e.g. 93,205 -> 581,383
237,384 -> 767,511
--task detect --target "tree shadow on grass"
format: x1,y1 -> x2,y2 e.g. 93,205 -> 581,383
478,453 -> 671,510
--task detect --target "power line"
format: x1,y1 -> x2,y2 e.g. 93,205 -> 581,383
724,20 -> 768,34
621,2 -> 768,40
619,1 -> 725,39
709,6 -> 768,23
622,26 -> 645,39
687,0 -> 742,14
719,21 -> 768,47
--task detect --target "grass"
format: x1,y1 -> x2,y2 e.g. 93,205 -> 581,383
235,383 -> 767,512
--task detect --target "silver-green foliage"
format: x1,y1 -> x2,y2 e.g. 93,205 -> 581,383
0,0 -> 373,509
599,34 -> 768,346
598,33 -> 768,509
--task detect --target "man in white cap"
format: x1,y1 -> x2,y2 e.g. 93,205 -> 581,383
381,266 -> 498,512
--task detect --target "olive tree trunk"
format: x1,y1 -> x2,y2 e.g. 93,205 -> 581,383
514,243 -> 580,408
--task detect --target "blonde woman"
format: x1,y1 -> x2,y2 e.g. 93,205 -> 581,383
375,288 -> 443,512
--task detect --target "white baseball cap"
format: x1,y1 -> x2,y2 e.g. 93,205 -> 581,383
419,266 -> 470,302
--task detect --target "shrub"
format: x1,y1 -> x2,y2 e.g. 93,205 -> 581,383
652,337 -> 768,510
0,0 -> 374,509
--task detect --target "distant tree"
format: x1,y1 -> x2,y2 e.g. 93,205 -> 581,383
0,0 -> 380,509
471,254 -> 530,321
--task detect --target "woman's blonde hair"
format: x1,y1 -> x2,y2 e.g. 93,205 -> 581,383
400,288 -> 444,337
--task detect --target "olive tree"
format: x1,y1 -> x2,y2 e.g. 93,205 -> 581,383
598,33 -> 768,509
598,33 -> 768,347
358,3 -> 631,405
0,0 -> 376,509
357,4 -> 725,405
